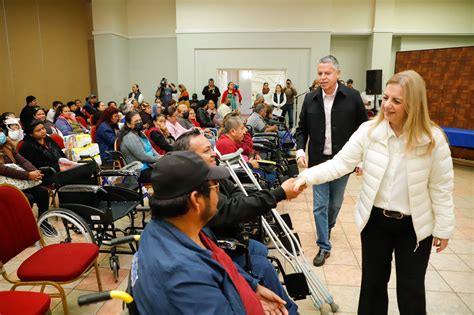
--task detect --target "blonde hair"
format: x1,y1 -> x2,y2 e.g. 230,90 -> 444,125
371,70 -> 438,154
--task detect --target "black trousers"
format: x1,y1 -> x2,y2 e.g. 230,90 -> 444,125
139,168 -> 153,184
24,185 -> 49,217
358,207 -> 432,315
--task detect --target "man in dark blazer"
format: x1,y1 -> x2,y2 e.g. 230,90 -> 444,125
295,55 -> 368,266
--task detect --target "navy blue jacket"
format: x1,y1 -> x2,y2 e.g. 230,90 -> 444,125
95,122 -> 116,162
133,219 -> 259,314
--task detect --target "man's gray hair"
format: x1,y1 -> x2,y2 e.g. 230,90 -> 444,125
319,55 -> 340,70
255,104 -> 266,114
223,116 -> 243,134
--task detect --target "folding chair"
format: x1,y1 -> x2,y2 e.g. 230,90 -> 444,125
0,184 -> 103,315
0,291 -> 51,315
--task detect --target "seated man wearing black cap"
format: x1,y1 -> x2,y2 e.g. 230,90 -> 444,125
174,129 -> 301,315
132,151 -> 288,315
19,95 -> 39,128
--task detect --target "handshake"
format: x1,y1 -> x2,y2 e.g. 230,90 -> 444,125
280,177 -> 308,200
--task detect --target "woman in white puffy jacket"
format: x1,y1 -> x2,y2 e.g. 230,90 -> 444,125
294,70 -> 454,314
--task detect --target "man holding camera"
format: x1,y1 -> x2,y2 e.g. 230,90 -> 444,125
155,78 -> 177,108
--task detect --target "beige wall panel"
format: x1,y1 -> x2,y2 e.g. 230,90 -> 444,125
38,0 -> 91,105
0,1 -> 16,114
4,0 -> 46,113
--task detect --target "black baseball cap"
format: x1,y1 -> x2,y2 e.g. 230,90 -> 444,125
151,151 -> 229,200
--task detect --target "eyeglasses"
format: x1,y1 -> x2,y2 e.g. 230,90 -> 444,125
209,183 -> 220,191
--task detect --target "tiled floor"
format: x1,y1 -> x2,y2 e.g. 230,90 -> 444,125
1,164 -> 472,314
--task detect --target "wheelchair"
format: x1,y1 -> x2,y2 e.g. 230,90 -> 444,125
37,160 -> 148,281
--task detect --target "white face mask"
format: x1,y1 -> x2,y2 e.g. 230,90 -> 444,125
8,129 -> 24,141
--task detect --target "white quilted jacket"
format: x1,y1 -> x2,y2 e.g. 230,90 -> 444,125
299,119 -> 455,244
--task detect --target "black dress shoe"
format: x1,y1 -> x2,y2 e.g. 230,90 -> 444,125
313,250 -> 330,267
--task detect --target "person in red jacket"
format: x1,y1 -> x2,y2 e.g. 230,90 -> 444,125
145,114 -> 174,155
221,82 -> 242,112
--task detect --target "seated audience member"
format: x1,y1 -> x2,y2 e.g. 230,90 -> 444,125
207,99 -> 221,125
108,100 -> 118,108
190,93 -> 199,110
95,107 -> 120,163
72,99 -> 86,119
83,94 -> 97,119
151,99 -> 163,117
0,112 -> 16,131
173,131 -> 300,314
54,104 -> 88,136
196,100 -> 216,129
165,106 -> 190,140
4,117 -> 24,148
0,127 -> 49,220
19,120 -> 66,185
176,104 -> 195,129
216,115 -> 276,187
116,112 -> 160,183
46,101 -> 63,123
217,98 -> 232,119
189,108 -> 201,127
133,151 -> 289,315
247,104 -> 278,133
253,93 -> 266,110
129,83 -> 144,104
139,102 -> 154,129
33,108 -> 62,136
91,101 -> 107,126
145,114 -> 175,155
130,99 -> 140,113
19,95 -> 39,128
178,84 -> 190,102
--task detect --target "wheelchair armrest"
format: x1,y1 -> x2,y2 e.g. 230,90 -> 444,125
219,148 -> 244,163
99,169 -> 139,177
252,138 -> 272,145
253,143 -> 271,152
258,159 -> 277,165
39,166 -> 56,176
78,291 -> 133,307
217,238 -> 247,251
253,132 -> 278,137
58,184 -> 107,194
110,235 -> 141,246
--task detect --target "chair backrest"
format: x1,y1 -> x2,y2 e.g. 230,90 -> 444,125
76,116 -> 88,128
53,160 -> 98,187
0,185 -> 40,264
16,140 -> 24,152
90,125 -> 97,143
50,134 -> 65,149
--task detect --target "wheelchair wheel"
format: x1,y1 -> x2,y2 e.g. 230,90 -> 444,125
110,255 -> 120,282
38,208 -> 95,245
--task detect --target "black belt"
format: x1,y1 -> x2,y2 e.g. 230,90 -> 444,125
375,207 -> 410,220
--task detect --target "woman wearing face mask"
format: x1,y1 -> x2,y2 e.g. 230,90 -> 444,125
116,112 -> 160,183
96,107 -> 120,163
54,105 -> 88,136
0,127 -> 50,222
19,120 -> 66,185
145,114 -> 175,155
4,118 -> 24,148
221,82 -> 242,111
176,104 -> 194,129
33,108 -> 63,136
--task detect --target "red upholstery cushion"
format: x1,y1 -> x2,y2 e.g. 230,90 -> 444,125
0,185 -> 40,264
17,243 -> 99,282
0,291 -> 50,315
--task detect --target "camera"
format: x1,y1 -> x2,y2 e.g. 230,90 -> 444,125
160,78 -> 167,88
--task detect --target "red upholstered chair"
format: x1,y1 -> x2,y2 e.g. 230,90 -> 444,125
0,291 -> 51,315
0,184 -> 103,315
16,140 -> 24,152
49,134 -> 65,149
76,116 -> 88,129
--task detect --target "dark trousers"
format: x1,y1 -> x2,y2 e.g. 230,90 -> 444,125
358,207 -> 432,315
139,168 -> 153,184
281,103 -> 294,128
24,185 -> 49,217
